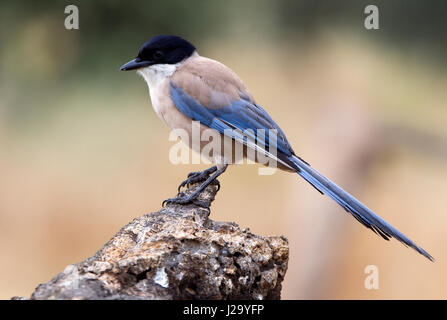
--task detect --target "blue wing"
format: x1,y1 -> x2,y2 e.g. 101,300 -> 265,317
170,81 -> 295,162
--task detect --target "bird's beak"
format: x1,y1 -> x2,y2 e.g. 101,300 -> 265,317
120,58 -> 152,71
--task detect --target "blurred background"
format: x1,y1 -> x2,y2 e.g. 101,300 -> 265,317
0,0 -> 446,299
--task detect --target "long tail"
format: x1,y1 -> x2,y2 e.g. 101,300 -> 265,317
289,155 -> 433,261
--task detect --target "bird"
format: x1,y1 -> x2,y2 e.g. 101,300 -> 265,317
120,35 -> 433,261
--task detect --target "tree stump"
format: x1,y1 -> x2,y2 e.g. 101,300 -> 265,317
21,180 -> 289,300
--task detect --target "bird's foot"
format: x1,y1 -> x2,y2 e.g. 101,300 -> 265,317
165,164 -> 228,209
177,166 -> 218,192
162,191 -> 209,208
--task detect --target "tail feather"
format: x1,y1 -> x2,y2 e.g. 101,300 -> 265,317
290,155 -> 434,261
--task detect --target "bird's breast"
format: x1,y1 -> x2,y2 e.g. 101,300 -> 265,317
137,65 -> 178,122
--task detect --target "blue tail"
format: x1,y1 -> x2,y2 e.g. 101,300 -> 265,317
289,155 -> 433,261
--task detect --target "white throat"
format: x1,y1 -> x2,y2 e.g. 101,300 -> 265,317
135,52 -> 198,118
137,63 -> 180,89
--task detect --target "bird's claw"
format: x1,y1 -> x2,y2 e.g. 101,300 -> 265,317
177,167 -> 217,192
168,166 -> 222,208
177,172 -> 201,192
162,192 -> 209,208
162,194 -> 188,207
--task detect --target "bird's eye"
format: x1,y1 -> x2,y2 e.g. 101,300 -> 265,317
153,51 -> 164,60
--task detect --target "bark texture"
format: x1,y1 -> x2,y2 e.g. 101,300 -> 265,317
24,180 -> 289,300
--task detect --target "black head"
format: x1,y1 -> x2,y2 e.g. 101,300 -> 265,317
120,35 -> 196,71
